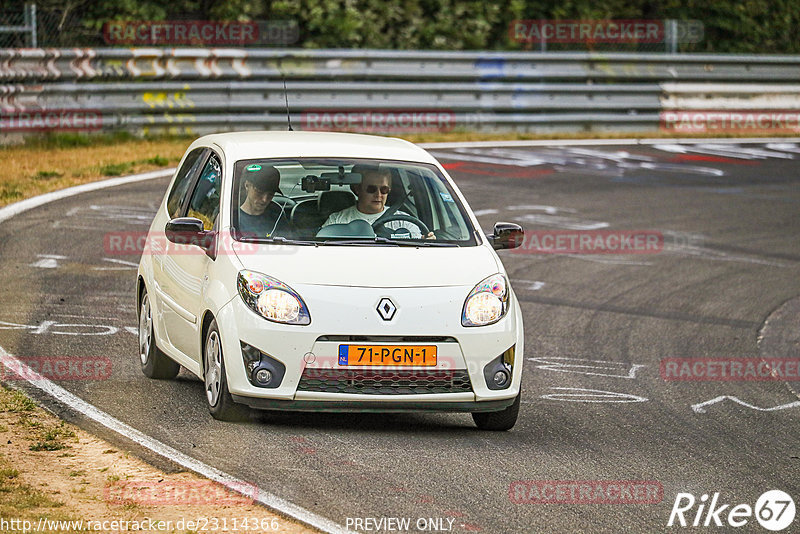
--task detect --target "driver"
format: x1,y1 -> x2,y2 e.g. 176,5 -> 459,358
321,164 -> 435,239
238,165 -> 293,238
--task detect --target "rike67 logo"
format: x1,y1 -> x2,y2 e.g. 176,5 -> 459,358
668,490 -> 795,531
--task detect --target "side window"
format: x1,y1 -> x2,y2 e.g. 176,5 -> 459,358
167,148 -> 206,218
187,154 -> 222,231
421,173 -> 468,240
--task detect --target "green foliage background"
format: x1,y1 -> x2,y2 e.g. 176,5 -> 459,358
1,0 -> 798,52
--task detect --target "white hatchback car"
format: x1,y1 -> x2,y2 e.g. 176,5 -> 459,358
137,131 -> 525,430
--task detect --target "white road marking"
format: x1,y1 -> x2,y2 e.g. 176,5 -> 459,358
103,258 -> 139,267
765,142 -> 800,154
529,357 -> 646,379
563,254 -> 654,266
434,145 -> 724,176
0,347 -> 349,534
430,150 -> 546,167
695,143 -> 795,159
31,320 -> 57,334
691,396 -> 800,414
507,205 -> 575,214
30,254 -> 67,269
472,209 -> 499,216
57,205 -> 157,231
0,319 -> 119,336
663,244 -> 786,267
515,214 -> 609,230
540,387 -> 648,403
653,143 -> 795,161
513,279 -> 545,291
51,222 -> 109,230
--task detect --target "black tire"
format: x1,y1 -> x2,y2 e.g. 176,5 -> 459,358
139,288 -> 180,379
203,319 -> 250,422
472,393 -> 520,431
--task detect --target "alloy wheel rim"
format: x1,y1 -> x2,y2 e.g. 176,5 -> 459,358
205,331 -> 222,407
139,294 -> 151,365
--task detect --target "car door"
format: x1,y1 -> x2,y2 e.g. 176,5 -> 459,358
160,151 -> 222,362
151,147 -> 207,353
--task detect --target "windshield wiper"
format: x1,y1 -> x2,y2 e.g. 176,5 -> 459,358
408,240 -> 458,247
320,237 -> 458,247
320,237 -> 404,246
239,236 -> 318,246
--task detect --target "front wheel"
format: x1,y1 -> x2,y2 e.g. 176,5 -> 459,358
472,393 -> 520,431
204,319 -> 249,422
139,289 -> 180,379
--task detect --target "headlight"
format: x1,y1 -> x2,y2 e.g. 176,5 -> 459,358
237,271 -> 311,325
462,274 -> 509,327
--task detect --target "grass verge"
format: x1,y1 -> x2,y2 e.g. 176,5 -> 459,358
0,133 -> 192,208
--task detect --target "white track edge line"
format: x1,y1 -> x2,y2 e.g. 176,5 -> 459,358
0,168 -> 175,225
0,347 -> 347,533
0,167 -> 349,534
0,349 -> 348,534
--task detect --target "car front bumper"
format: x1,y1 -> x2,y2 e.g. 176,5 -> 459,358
217,284 -> 524,411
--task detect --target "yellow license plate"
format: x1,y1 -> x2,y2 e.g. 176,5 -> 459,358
338,345 -> 437,366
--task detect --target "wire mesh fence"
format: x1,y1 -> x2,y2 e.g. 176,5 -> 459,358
0,3 -> 708,53
0,3 -> 36,47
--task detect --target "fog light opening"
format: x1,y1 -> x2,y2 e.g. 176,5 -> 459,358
240,341 -> 287,389
254,368 -> 273,386
493,370 -> 510,388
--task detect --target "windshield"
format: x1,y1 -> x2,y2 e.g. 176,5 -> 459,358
231,158 -> 478,246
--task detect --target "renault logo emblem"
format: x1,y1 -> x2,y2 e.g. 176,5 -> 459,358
376,297 -> 397,321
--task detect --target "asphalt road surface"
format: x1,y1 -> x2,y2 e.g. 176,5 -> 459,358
1,141 -> 798,533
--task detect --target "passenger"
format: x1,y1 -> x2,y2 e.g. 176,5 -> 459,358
238,165 -> 293,238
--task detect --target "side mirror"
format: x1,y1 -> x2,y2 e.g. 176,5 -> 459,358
489,222 -> 524,250
165,217 -> 215,256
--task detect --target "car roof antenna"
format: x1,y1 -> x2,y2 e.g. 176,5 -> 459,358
282,75 -> 293,132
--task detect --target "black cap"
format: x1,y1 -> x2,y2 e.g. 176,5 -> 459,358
243,164 -> 281,194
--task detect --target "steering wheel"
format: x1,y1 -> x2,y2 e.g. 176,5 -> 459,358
372,214 -> 430,237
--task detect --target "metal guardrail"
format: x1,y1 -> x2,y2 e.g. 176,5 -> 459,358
2,48 -> 800,136
4,49 -> 800,81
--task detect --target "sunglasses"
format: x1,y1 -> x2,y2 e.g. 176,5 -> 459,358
364,185 -> 391,195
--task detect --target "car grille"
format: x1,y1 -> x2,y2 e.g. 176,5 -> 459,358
297,369 -> 473,395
